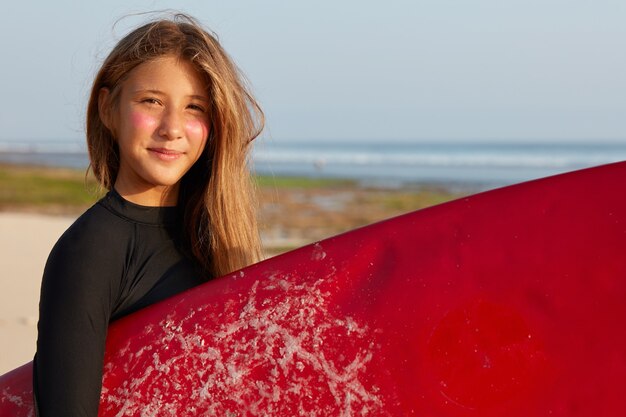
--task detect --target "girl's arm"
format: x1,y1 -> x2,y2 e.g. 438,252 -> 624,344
34,221 -> 123,417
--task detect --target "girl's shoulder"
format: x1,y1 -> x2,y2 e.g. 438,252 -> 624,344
41,196 -> 133,295
58,196 -> 135,247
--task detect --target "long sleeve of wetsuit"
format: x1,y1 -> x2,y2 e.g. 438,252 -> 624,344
34,216 -> 125,417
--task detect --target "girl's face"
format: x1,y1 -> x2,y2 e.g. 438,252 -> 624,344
100,56 -> 210,206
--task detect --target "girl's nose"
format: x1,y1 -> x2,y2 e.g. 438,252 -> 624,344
158,109 -> 184,140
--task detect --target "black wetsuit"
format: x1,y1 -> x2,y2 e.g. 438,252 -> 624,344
33,189 -> 205,417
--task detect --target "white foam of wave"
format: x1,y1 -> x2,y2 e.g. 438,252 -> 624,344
254,148 -> 625,169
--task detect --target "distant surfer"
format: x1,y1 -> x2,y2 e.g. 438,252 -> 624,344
32,14 -> 264,416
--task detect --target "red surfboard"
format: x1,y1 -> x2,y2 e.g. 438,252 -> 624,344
1,162 -> 625,416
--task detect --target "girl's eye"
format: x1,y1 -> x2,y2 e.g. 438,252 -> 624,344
188,103 -> 206,113
141,98 -> 161,105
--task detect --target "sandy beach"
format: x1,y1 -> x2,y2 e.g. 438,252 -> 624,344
0,213 -> 75,374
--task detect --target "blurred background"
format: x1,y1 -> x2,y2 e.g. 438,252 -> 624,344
2,1 -> 626,231
1,0 -> 626,372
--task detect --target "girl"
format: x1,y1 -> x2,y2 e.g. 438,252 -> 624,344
34,14 -> 263,416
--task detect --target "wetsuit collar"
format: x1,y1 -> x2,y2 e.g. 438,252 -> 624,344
102,188 -> 182,225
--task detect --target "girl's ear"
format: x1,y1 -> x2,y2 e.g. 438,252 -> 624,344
98,88 -> 114,133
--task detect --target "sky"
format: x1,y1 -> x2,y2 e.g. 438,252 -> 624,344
0,0 -> 625,143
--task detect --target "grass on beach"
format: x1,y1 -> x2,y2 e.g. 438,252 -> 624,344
0,163 -> 468,254
0,164 -> 102,213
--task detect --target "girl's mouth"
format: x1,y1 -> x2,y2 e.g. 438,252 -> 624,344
148,148 -> 183,161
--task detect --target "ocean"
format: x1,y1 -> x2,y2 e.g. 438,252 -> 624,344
2,139 -> 626,190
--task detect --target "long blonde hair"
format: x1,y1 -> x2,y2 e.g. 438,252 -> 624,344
86,14 -> 263,278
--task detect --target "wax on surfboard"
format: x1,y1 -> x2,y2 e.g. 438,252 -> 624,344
1,161 -> 625,416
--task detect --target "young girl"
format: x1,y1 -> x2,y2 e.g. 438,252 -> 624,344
34,14 -> 263,416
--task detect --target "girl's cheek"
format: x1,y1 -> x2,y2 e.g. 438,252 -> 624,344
130,111 -> 158,130
185,119 -> 209,140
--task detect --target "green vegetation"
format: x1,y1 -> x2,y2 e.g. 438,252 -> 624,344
254,175 -> 355,189
0,164 -> 355,211
375,188 -> 460,211
0,164 -> 102,212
